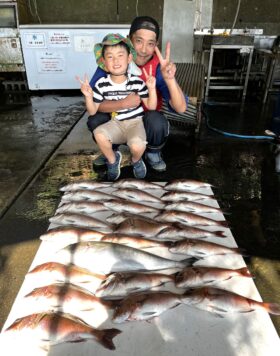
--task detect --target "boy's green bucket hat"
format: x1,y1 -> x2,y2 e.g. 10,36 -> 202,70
94,33 -> 137,71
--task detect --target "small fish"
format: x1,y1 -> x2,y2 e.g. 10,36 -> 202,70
60,181 -> 110,192
103,199 -> 159,214
169,239 -> 244,258
164,201 -> 223,214
157,224 -> 226,239
4,312 -> 121,350
49,212 -> 113,232
112,188 -> 162,204
56,201 -> 108,215
96,272 -> 175,298
156,210 -> 228,227
112,179 -> 163,190
161,191 -> 215,202
112,291 -> 183,322
164,179 -> 213,192
175,267 -> 252,288
61,190 -> 114,203
40,227 -> 105,244
56,241 -> 196,274
181,287 -> 280,316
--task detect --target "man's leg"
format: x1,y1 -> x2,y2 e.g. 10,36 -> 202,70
143,111 -> 169,171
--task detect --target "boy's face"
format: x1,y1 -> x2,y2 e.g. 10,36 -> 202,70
103,45 -> 132,76
131,29 -> 158,66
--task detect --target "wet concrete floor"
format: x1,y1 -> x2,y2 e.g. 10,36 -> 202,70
0,92 -> 279,335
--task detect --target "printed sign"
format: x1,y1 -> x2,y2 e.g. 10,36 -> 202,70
48,31 -> 71,47
36,51 -> 65,73
74,35 -> 95,52
24,33 -> 46,48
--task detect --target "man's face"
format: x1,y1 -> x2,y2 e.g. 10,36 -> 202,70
131,29 -> 157,66
103,45 -> 132,75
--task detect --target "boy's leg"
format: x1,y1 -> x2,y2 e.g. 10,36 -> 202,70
142,111 -> 169,172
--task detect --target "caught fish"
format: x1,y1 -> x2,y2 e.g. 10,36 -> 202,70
181,287 -> 280,316
56,201 -> 108,215
61,190 -> 114,203
156,210 -> 228,227
55,241 -> 196,274
49,212 -> 113,232
112,178 -> 163,190
103,199 -> 159,214
157,224 -> 226,239
112,188 -> 162,204
96,272 -> 175,298
4,312 -> 121,350
164,179 -> 213,192
175,267 -> 252,288
169,238 -> 244,258
161,191 -> 215,202
112,291 -> 183,322
60,181 -> 110,192
164,201 -> 223,214
26,262 -> 105,293
40,227 -> 105,244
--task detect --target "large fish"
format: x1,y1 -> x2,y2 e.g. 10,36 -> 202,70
112,188 -> 162,204
175,267 -> 252,288
55,241 -> 196,274
49,212 -> 113,232
181,287 -> 280,316
112,178 -> 163,190
96,272 -> 175,298
56,201 -> 108,215
61,190 -> 114,203
4,312 -> 121,350
161,191 -> 215,202
103,199 -> 159,214
26,262 -> 105,294
164,179 -> 213,192
169,238 -> 244,258
156,210 -> 228,227
40,227 -> 105,244
60,181 -> 110,192
164,201 -> 223,214
112,291 -> 183,322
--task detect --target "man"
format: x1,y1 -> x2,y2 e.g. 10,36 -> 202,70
88,16 -> 187,172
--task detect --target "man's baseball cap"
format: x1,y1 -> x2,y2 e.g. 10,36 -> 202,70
129,16 -> 160,40
94,33 -> 137,70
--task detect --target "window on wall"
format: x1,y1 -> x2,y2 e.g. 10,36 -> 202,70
0,6 -> 17,28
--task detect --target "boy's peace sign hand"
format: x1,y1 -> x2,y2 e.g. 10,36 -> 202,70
75,74 -> 93,98
155,42 -> 176,81
143,65 -> 156,90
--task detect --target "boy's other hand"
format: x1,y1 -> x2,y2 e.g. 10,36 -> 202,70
76,74 -> 93,98
122,93 -> 141,108
143,65 -> 156,90
155,42 -> 176,81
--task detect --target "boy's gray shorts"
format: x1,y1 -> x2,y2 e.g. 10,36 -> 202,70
94,117 -> 147,148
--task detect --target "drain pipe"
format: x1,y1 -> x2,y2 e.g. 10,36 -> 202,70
229,0 -> 242,35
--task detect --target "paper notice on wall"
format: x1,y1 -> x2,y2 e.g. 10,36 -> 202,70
74,35 -> 95,52
24,33 -> 46,48
36,51 -> 65,73
48,31 -> 71,47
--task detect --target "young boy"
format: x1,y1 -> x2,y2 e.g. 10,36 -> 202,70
79,33 -> 157,181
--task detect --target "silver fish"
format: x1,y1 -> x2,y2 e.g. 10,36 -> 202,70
4,312 -> 121,350
169,238 -> 243,258
164,179 -> 213,191
40,227 -> 105,244
103,199 -> 159,214
157,224 -> 226,239
161,191 -> 215,202
96,272 -> 175,298
112,291 -> 183,322
181,287 -> 280,316
55,241 -> 195,274
175,267 -> 252,288
156,210 -> 228,227
56,201 -> 107,215
49,212 -> 112,232
61,190 -> 114,203
60,181 -> 110,192
164,201 -> 223,214
112,188 -> 162,204
112,178 -> 163,190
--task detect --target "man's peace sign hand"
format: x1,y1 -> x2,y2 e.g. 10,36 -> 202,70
155,42 -> 176,81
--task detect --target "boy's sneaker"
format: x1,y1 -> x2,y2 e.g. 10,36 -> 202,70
133,158 -> 147,179
145,151 -> 166,172
107,151 -> 122,181
92,154 -> 107,167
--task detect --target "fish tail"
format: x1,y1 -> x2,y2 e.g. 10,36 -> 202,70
219,221 -> 229,227
237,267 -> 253,278
214,230 -> 227,238
262,302 -> 280,315
98,328 -> 122,350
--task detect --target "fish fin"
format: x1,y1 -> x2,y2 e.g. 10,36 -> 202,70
126,287 -> 142,293
214,231 -> 227,238
181,257 -> 201,266
98,328 -> 122,350
238,267 -> 253,278
219,221 -> 229,227
263,303 -> 280,315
